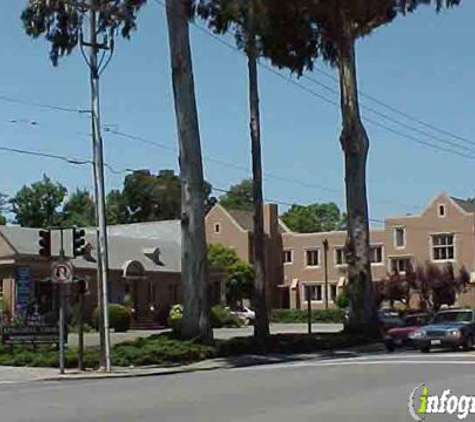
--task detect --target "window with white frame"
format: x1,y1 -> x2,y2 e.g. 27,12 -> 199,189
306,249 -> 320,267
370,246 -> 383,264
304,284 -> 323,302
390,257 -> 411,273
438,205 -> 446,217
283,250 -> 293,264
432,234 -> 455,261
214,223 -> 221,233
335,248 -> 346,266
394,227 -> 406,248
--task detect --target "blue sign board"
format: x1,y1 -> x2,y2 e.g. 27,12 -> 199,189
16,266 -> 31,315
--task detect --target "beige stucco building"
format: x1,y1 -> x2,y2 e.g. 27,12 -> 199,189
205,193 -> 475,311
1,191 -> 474,327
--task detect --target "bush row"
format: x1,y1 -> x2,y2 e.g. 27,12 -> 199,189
270,308 -> 345,324
168,304 -> 242,334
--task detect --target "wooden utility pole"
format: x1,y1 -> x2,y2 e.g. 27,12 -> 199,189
323,239 -> 329,309
77,0 -> 112,371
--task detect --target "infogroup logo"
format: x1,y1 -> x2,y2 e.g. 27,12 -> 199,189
409,384 -> 475,421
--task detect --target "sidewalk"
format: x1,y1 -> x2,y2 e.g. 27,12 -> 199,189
0,341 -> 386,383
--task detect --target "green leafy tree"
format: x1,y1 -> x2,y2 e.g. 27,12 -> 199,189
11,175 -> 67,228
122,170 -> 182,222
62,189 -> 95,227
208,244 -> 254,307
198,0 -> 271,345
108,170 -> 213,224
21,0 -> 146,66
219,179 -> 253,211
106,189 -> 128,225
281,203 -> 346,233
257,0 -> 460,334
0,193 -> 10,225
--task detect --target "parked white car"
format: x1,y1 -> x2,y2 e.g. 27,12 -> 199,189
231,306 -> 256,325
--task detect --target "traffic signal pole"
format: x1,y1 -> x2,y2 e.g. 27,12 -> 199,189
58,229 -> 65,375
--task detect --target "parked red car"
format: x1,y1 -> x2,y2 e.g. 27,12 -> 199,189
384,313 -> 430,352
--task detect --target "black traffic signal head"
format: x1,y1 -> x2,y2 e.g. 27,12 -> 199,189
77,278 -> 88,295
38,230 -> 51,258
73,228 -> 86,257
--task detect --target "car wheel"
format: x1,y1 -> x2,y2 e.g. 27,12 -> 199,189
385,342 -> 395,353
463,336 -> 474,351
420,346 -> 430,353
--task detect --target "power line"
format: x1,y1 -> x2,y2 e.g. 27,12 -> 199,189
310,67 -> 475,148
0,142 -> 469,237
301,75 -> 475,153
157,0 -> 475,161
0,145 -> 91,166
104,126 -> 421,211
0,94 -> 89,115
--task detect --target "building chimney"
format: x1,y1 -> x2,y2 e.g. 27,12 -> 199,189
264,203 -> 278,237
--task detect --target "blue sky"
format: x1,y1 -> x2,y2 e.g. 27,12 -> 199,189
0,1 -> 474,223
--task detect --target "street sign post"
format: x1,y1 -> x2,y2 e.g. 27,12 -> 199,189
51,261 -> 73,284
51,260 -> 73,375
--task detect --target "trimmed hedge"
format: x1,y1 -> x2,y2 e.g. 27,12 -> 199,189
0,330 -> 372,368
210,305 -> 242,328
93,304 -> 132,333
271,308 -> 345,324
112,334 -> 216,367
168,304 -> 242,334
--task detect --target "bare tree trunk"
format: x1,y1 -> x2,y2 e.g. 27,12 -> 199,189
337,32 -> 379,336
165,0 -> 212,343
247,0 -> 270,349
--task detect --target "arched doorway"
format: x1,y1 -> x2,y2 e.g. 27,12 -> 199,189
122,260 -> 148,321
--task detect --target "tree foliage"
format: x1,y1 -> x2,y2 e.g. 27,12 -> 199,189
108,170 -> 213,224
253,0 -> 460,335
10,175 -> 67,228
281,202 -> 346,233
21,0 -> 147,65
62,189 -> 96,227
219,179 -> 253,211
257,0 -> 460,75
207,243 -> 254,306
377,262 -> 470,313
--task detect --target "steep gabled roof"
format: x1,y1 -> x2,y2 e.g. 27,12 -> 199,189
227,209 -> 254,232
0,222 -> 181,273
451,197 -> 475,214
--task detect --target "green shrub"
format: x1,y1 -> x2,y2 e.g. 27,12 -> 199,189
167,304 -> 242,332
210,305 -> 242,328
336,289 -> 349,309
112,333 -> 216,367
93,304 -> 131,333
168,304 -> 183,334
271,308 -> 344,324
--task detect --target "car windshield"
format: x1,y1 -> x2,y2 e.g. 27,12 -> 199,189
433,311 -> 473,323
405,315 -> 427,326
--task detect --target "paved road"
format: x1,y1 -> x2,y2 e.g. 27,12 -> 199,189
2,350 -> 475,421
68,323 -> 343,347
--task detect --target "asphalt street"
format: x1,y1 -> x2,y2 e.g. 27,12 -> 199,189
2,350 -> 475,421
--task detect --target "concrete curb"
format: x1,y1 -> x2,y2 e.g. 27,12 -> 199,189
33,342 -> 387,382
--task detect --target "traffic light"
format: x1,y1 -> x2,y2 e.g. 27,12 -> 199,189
38,230 -> 51,257
73,228 -> 86,257
77,279 -> 88,295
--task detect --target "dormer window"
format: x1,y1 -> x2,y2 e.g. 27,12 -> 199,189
438,205 -> 446,217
